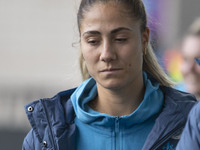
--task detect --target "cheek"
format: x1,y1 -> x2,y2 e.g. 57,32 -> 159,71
129,49 -> 143,64
195,66 -> 200,74
82,50 -> 97,70
124,52 -> 143,70
81,46 -> 92,62
180,61 -> 189,73
81,42 -> 91,59
81,44 -> 98,64
81,50 -> 87,61
83,53 -> 92,65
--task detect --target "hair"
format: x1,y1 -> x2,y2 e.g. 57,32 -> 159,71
77,0 -> 174,87
187,17 -> 200,36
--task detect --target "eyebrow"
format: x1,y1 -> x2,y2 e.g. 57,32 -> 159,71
82,31 -> 100,36
82,27 -> 133,36
111,27 -> 133,34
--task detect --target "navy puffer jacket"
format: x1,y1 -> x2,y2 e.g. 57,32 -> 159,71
22,87 -> 196,150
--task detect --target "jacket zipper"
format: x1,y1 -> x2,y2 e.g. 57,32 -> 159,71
115,117 -> 120,150
41,99 -> 57,150
149,125 -> 184,150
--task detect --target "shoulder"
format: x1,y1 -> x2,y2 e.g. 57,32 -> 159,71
176,102 -> 200,150
23,88 -> 77,149
187,101 -> 200,123
22,129 -> 40,150
184,101 -> 200,133
24,88 -> 77,114
158,86 -> 197,126
160,86 -> 196,113
142,86 -> 196,150
24,87 -> 77,126
160,86 -> 196,102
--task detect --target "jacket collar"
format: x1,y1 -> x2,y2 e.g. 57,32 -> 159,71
25,88 -> 76,150
142,86 -> 196,150
25,86 -> 196,150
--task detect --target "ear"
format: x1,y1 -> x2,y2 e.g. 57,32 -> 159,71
142,27 -> 150,52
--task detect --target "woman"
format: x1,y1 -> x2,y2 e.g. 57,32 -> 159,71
180,18 -> 200,100
176,59 -> 200,150
22,0 -> 196,149
176,18 -> 200,150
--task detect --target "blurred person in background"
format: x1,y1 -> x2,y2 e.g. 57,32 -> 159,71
176,18 -> 200,150
180,17 -> 200,100
22,0 -> 196,149
176,58 -> 200,150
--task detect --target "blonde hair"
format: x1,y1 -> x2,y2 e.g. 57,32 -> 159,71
143,44 -> 174,87
188,17 -> 200,36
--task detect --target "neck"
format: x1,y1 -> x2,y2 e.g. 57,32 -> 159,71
89,75 -> 145,116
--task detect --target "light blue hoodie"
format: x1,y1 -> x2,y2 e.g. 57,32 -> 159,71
71,72 -> 163,150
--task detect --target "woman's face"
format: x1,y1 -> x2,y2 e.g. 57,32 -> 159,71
181,36 -> 200,97
80,2 -> 149,90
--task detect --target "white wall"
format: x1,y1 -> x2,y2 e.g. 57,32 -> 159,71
0,0 -> 82,130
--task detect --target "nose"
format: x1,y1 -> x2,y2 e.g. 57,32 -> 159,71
100,40 -> 117,62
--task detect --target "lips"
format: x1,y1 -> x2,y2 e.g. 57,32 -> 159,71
100,68 -> 122,72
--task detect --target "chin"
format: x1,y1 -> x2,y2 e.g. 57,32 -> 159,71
97,78 -> 128,90
103,84 -> 123,90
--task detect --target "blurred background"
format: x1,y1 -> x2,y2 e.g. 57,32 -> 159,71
0,0 -> 200,149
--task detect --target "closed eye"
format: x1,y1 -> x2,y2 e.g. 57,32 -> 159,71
115,38 -> 127,42
88,40 -> 99,45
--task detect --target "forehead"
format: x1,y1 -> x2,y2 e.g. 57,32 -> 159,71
182,36 -> 200,58
80,2 -> 139,33
84,1 -> 131,18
